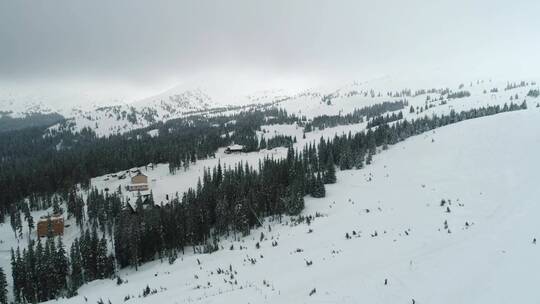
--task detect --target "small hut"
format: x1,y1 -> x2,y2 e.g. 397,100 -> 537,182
127,172 -> 149,191
37,215 -> 64,237
224,144 -> 245,154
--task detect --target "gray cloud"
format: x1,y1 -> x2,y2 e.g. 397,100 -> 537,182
1,0 -> 539,97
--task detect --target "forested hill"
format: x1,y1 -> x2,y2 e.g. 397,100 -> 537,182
0,112 -> 64,133
0,108 -> 296,216
0,97 -> 413,216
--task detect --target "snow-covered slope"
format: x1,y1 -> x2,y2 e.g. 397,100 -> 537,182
47,88 -> 219,137
4,77 -> 537,137
276,79 -> 538,119
40,106 -> 540,304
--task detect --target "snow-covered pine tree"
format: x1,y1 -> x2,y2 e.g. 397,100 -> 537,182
0,267 -> 7,304
315,172 -> 326,198
69,239 -> 84,294
324,156 -> 337,184
96,235 -> 109,279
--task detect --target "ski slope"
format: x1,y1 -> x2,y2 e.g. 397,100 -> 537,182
42,105 -> 540,304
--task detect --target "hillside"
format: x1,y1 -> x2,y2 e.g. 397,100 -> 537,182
49,78 -> 540,137
2,78 -> 537,138
0,78 -> 538,304
32,105 -> 539,304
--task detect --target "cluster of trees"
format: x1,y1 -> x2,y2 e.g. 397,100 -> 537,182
0,112 -> 64,133
11,229 -> 114,302
366,112 -> 403,128
446,91 -> 471,99
84,188 -> 123,235
260,135 -> 295,150
386,89 -> 413,98
11,237 -> 68,302
303,100 -> 406,131
0,267 -> 7,304
527,89 -> 539,98
69,229 -> 115,294
505,81 -> 529,91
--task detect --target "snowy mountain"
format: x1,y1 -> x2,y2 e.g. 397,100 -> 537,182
4,76 -> 537,137
1,77 -> 539,303
34,95 -> 540,304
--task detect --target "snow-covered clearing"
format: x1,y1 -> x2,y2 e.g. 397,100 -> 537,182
91,120 -> 371,205
43,106 -> 540,304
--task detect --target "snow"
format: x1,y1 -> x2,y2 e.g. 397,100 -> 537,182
91,147 -> 288,205
6,77 -> 531,138
37,106 -> 540,304
2,77 -> 539,303
147,129 -> 159,138
226,144 -> 244,150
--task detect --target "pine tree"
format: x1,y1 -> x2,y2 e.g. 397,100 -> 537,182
215,198 -> 229,235
96,236 -> 109,279
324,156 -> 337,184
53,198 -> 61,215
354,152 -> 364,169
311,172 -> 326,198
285,185 -> 304,216
22,204 -> 34,235
366,151 -> 373,165
0,267 -> 6,304
55,237 -> 69,292
10,249 -> 17,302
339,149 -> 352,170
9,207 -> 22,239
259,137 -> 267,149
233,200 -> 250,237
69,239 -> 84,294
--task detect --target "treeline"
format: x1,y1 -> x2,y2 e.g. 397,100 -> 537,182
447,91 -> 471,99
505,81 -> 531,91
527,89 -> 539,98
366,112 -> 403,129
260,135 -> 296,150
303,100 -> 406,132
0,112 -> 64,133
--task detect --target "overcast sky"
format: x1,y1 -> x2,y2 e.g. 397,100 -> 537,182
1,0 -> 539,104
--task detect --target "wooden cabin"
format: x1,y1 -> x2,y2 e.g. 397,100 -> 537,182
127,172 -> 149,191
131,172 -> 148,184
37,215 -> 64,237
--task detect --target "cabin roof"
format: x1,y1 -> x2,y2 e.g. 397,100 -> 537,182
227,144 -> 244,150
38,215 -> 63,223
